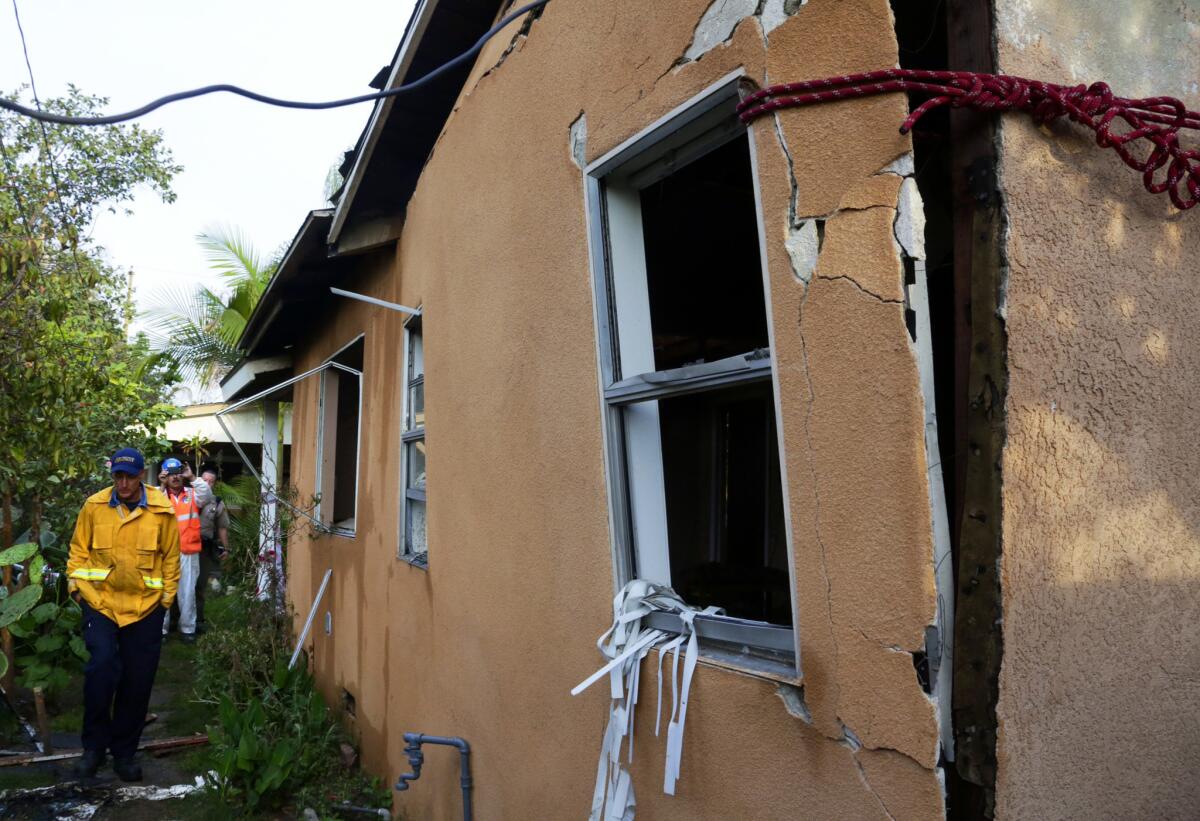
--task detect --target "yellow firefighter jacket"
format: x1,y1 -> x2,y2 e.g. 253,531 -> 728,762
67,484 -> 181,627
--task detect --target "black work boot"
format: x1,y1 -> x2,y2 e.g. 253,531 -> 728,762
112,757 -> 143,782
72,749 -> 105,779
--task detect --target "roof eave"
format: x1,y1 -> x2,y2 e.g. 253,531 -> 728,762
235,208 -> 334,354
328,0 -> 443,245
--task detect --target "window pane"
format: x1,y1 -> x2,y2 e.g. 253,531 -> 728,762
638,133 -> 768,372
408,329 -> 424,381
655,381 -> 789,625
406,439 -> 426,491
407,498 -> 428,556
332,370 -> 360,525
408,379 -> 425,430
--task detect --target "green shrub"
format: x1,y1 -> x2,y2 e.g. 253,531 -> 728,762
9,598 -> 87,694
193,596 -> 287,710
211,695 -> 298,811
195,596 -> 389,817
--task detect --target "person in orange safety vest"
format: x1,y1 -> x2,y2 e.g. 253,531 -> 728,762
158,458 -> 210,643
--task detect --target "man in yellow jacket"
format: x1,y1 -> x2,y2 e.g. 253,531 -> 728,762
66,447 -> 180,781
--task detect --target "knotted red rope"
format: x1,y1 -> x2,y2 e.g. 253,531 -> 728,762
737,69 -> 1200,211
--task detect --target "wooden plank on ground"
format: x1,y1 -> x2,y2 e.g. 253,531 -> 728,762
0,734 -> 208,767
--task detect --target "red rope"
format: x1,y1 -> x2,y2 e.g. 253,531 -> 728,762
737,69 -> 1200,211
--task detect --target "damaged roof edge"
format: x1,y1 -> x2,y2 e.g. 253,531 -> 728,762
328,0 -> 442,245
236,208 -> 334,355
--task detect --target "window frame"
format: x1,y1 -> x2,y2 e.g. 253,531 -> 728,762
398,314 -> 428,566
582,71 -> 801,671
315,333 -> 365,538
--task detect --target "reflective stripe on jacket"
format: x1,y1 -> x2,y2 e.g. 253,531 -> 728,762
168,487 -> 203,555
66,485 -> 180,627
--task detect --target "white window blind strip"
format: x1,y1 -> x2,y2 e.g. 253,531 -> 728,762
571,581 -> 720,820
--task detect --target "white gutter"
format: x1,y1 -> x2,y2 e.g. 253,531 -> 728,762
328,0 -> 442,244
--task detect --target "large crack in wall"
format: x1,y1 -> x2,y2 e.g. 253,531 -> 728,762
748,0 -> 948,790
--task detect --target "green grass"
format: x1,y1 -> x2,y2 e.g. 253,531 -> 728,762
157,594 -> 241,738
0,766 -> 58,792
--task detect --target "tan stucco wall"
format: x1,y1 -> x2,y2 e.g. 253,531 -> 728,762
994,2 -> 1200,818
286,1 -> 949,818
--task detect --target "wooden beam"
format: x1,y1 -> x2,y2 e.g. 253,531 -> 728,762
0,734 -> 208,767
946,1 -> 1006,817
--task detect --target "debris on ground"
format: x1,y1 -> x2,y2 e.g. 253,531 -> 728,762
0,774 -> 205,819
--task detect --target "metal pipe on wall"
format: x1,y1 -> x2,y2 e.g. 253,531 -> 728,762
394,732 -> 472,821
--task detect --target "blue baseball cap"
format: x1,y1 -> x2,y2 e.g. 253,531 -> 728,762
162,457 -> 184,475
110,448 -> 145,476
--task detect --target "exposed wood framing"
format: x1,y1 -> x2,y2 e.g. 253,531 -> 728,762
947,1 -> 1006,818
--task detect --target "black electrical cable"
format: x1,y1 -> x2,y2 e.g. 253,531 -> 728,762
0,0 -> 551,126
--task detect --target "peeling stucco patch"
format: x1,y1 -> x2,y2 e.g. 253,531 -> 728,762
840,722 -> 864,752
775,683 -> 814,724
683,0 -> 760,61
785,219 -> 821,285
760,0 -> 809,36
679,0 -> 808,64
880,152 -> 915,177
569,112 -> 588,169
894,177 -> 926,261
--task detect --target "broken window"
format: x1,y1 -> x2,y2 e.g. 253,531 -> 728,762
586,77 -> 796,662
318,336 -> 363,535
399,317 -> 427,564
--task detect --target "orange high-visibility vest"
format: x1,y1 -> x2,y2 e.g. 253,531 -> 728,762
169,487 -> 202,555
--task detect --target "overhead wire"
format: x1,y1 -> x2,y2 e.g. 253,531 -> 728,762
0,0 -> 552,127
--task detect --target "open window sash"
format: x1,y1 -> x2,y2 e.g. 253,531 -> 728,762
215,359 -> 362,535
604,349 -> 772,405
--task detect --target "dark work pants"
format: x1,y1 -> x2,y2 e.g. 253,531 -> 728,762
80,601 -> 166,759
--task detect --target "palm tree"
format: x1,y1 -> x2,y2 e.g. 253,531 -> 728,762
142,226 -> 277,388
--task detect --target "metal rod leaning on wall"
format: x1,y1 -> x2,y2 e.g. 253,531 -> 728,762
289,568 -> 333,670
395,733 -> 472,821
329,287 -> 422,316
214,360 -> 363,533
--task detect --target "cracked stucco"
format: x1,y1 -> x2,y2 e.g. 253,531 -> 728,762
750,0 -> 942,776
290,1 -> 948,818
995,1 -> 1200,818
672,0 -> 809,73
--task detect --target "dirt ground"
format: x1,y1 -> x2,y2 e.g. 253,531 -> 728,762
0,596 -> 240,820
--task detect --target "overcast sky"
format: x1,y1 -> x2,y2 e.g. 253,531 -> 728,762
0,0 -> 415,333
